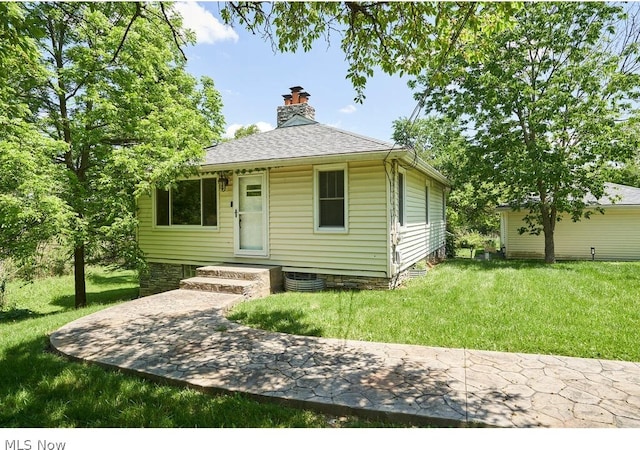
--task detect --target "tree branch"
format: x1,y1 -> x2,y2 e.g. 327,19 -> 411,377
159,3 -> 187,61
110,2 -> 142,65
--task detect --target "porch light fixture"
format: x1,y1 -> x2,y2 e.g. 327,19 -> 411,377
591,247 -> 595,261
218,175 -> 229,192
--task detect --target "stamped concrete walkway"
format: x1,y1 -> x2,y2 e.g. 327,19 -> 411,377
50,290 -> 640,427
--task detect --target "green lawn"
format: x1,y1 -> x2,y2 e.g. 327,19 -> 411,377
0,267 -> 379,427
229,259 -> 640,362
6,260 -> 638,427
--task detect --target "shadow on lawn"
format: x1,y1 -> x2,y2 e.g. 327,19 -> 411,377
86,271 -> 138,286
0,308 -> 45,323
1,287 -> 139,324
228,308 -> 323,337
51,287 -> 140,309
47,301 -> 537,428
0,333 -> 330,427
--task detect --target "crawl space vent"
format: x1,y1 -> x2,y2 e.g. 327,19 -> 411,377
284,272 -> 326,292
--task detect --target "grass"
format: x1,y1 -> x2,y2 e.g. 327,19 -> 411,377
8,260 -> 637,427
0,267 -> 385,427
229,259 -> 640,362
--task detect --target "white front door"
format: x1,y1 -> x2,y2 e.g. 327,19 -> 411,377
234,173 -> 268,256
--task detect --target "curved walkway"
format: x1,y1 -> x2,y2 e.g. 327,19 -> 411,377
50,290 -> 640,427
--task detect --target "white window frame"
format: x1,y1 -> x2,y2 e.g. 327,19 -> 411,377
153,177 -> 220,230
442,189 -> 446,221
313,163 -> 349,233
233,171 -> 269,257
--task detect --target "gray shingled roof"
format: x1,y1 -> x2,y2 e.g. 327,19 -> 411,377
203,118 -> 399,166
586,183 -> 640,206
498,182 -> 640,209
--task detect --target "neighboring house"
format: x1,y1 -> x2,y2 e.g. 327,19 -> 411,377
138,86 -> 449,296
499,183 -> 640,260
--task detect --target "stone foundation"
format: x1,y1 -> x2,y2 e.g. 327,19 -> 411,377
140,262 -> 190,297
428,245 -> 447,262
141,249 -> 447,296
286,245 -> 446,291
311,270 -> 411,291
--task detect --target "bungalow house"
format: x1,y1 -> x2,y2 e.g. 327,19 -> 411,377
138,87 -> 449,296
499,182 -> 640,260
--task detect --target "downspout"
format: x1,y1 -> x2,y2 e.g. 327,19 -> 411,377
383,158 -> 400,280
388,160 -> 401,281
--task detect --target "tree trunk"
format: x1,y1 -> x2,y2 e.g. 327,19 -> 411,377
543,228 -> 555,264
74,244 -> 87,308
540,203 -> 557,264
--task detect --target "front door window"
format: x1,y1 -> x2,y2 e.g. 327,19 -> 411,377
235,173 -> 267,255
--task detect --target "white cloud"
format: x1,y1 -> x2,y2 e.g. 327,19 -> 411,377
223,122 -> 274,139
223,124 -> 243,139
339,104 -> 357,114
174,2 -> 239,44
254,121 -> 274,133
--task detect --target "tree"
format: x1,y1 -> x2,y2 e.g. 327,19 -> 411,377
234,124 -> 260,139
392,116 -> 500,235
4,3 -> 224,307
221,2 -> 520,102
603,145 -> 640,188
0,3 -> 70,276
420,2 -> 640,263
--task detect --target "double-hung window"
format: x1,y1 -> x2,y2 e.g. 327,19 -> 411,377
442,192 -> 446,221
315,164 -> 347,232
155,178 -> 218,227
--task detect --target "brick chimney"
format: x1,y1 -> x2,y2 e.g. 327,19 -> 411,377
277,86 -> 315,127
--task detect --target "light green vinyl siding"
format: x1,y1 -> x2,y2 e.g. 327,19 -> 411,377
269,161 -> 387,274
397,169 -> 447,270
137,183 -> 235,265
137,161 -> 390,276
502,208 -> 640,260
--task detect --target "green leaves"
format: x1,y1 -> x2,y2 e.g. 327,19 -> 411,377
1,3 -> 225,300
222,2 -> 518,102
0,119 -> 71,266
421,2 -> 640,261
392,116 -> 500,234
233,124 -> 260,139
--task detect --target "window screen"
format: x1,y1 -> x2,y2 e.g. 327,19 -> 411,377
318,170 -> 345,227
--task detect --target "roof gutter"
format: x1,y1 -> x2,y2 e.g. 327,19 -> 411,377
199,147 -> 450,186
199,149 -> 408,172
498,203 -> 640,212
403,153 -> 450,187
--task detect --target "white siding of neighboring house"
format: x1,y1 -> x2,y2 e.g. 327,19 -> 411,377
137,160 -> 391,277
501,208 -> 640,260
396,167 -> 447,271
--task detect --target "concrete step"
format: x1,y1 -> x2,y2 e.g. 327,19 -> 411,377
179,277 -> 255,296
196,265 -> 273,281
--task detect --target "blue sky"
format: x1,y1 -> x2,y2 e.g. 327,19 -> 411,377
175,2 -> 420,142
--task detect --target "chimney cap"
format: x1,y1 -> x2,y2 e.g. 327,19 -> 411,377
289,86 -> 304,92
282,94 -> 293,99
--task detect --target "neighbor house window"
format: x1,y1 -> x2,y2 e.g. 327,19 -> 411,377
315,164 -> 347,231
155,178 -> 218,227
398,169 -> 406,226
442,191 -> 446,221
